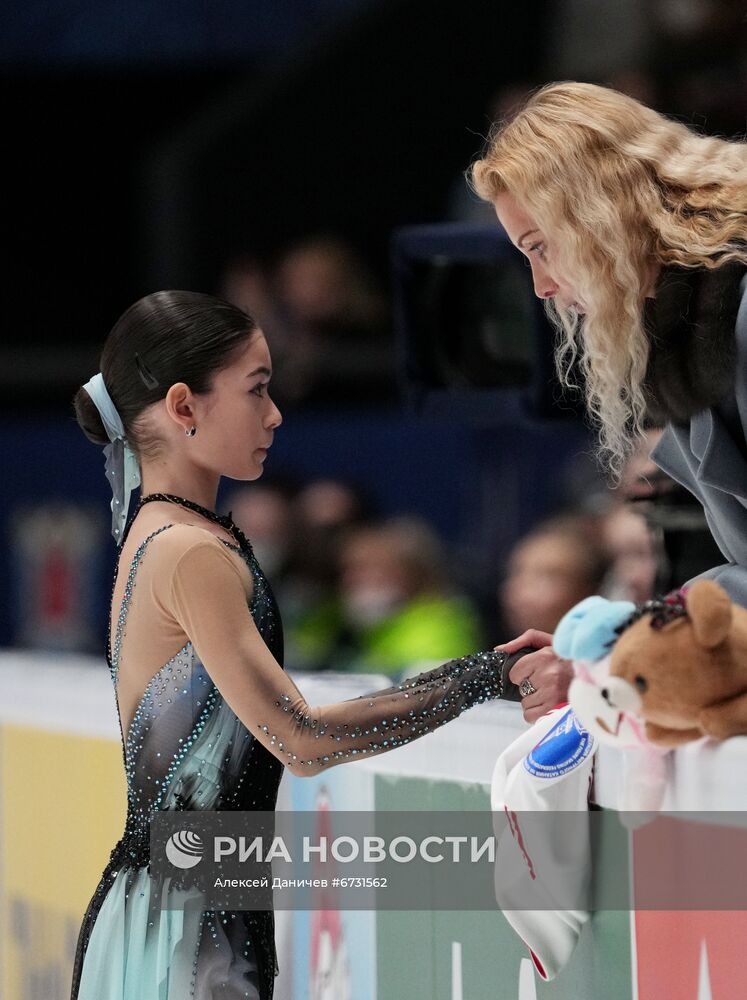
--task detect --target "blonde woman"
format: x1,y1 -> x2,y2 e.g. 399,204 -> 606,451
471,82 -> 747,696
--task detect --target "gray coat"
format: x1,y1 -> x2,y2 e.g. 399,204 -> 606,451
652,273 -> 747,605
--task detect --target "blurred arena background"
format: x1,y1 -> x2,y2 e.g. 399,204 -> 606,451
1,2 -> 745,998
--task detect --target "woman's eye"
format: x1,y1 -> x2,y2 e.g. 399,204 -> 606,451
250,383 -> 267,397
529,242 -> 547,260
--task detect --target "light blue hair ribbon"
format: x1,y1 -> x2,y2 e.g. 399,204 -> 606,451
82,372 -> 141,544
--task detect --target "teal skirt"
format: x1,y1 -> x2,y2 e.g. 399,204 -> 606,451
75,866 -> 261,999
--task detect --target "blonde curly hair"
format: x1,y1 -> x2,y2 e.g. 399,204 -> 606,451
469,81 -> 747,477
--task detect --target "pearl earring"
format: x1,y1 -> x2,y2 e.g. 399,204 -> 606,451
186,426 -> 196,437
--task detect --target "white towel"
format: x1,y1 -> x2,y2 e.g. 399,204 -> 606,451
491,706 -> 595,981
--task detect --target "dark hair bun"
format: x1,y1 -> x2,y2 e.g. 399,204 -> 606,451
73,385 -> 109,446
73,290 -> 256,459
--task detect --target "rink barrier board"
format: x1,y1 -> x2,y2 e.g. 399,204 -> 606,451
4,653 -> 747,999
371,773 -> 632,1000
0,721 -> 126,1000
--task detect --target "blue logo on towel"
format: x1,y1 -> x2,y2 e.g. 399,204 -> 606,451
524,709 -> 592,778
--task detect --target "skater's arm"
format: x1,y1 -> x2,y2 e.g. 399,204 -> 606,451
166,535 -> 520,777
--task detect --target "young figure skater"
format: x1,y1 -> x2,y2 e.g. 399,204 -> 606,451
69,290 -> 555,1000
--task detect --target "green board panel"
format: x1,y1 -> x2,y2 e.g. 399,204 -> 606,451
374,773 -> 634,999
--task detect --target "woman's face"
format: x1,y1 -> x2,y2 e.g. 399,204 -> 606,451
500,534 -> 595,635
492,191 -> 585,313
181,332 -> 283,482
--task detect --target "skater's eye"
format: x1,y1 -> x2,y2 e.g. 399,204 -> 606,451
634,675 -> 648,693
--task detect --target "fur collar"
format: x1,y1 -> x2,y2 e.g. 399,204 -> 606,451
643,260 -> 746,425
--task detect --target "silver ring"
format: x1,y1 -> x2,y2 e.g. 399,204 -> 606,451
519,678 -> 537,698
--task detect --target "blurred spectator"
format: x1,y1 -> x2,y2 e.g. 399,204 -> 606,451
292,517 -> 482,678
218,254 -> 276,330
595,425 -> 730,603
219,236 -> 396,407
282,479 -> 372,670
649,0 -> 747,136
274,236 -> 395,406
546,0 -> 744,135
276,236 -> 384,332
599,505 -> 658,604
224,480 -> 297,580
499,514 -> 612,636
619,427 -> 668,502
294,478 -> 366,531
334,517 -> 482,676
545,0 -> 652,84
595,427 -> 662,603
290,479 -> 371,602
614,426 -> 726,594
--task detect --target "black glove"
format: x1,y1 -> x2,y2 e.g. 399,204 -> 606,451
499,646 -> 538,702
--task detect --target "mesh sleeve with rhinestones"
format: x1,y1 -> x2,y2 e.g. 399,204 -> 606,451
163,533 -> 512,777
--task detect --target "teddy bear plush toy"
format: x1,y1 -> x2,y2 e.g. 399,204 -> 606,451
554,579 -> 747,748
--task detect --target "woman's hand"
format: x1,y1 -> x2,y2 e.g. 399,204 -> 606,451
495,630 -> 573,724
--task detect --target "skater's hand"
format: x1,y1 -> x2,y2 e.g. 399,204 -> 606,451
495,630 -> 572,724
494,629 -> 553,654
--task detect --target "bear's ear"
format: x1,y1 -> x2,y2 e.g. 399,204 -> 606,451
686,581 -> 733,649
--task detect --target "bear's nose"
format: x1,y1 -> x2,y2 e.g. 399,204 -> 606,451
601,687 -> 610,703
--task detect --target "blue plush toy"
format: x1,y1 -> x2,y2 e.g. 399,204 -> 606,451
553,597 -> 635,663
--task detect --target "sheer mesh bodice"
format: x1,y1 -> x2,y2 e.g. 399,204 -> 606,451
71,495 -> 517,1000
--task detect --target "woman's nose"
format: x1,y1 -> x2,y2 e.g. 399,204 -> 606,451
531,263 -> 559,300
